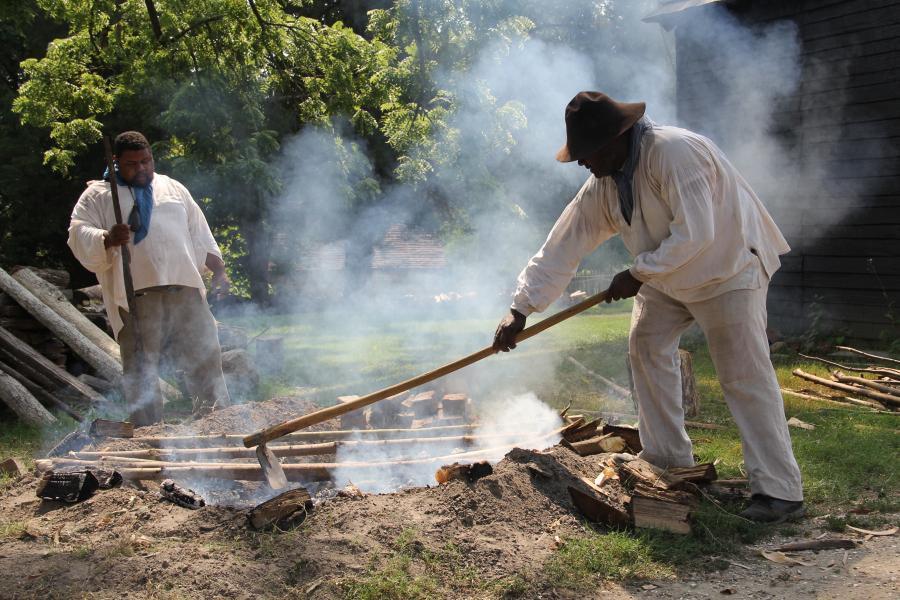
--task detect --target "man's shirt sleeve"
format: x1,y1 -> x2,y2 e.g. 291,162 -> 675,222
511,176 -> 616,315
67,186 -> 115,274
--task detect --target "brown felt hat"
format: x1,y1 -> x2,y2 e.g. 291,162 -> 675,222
556,92 -> 646,162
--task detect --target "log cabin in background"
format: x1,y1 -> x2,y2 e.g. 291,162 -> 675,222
645,0 -> 900,340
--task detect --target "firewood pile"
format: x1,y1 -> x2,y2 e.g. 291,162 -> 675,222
785,346 -> 900,412
0,266 -> 125,425
557,415 -> 745,535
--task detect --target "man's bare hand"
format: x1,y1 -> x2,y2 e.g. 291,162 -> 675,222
606,268 -> 643,302
103,224 -> 131,248
493,309 -> 527,352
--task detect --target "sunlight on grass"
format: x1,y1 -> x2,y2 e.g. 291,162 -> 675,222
546,530 -> 674,587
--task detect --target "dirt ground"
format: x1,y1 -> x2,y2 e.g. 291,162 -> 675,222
1,396 -> 897,599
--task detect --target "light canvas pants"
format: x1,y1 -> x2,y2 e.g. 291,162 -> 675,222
118,286 -> 230,426
629,283 -> 803,501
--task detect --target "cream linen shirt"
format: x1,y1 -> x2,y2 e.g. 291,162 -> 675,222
68,174 -> 222,337
511,124 -> 790,315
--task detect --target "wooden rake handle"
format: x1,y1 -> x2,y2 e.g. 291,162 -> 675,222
243,288 -> 610,448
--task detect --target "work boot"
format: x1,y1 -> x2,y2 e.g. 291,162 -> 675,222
739,494 -> 805,523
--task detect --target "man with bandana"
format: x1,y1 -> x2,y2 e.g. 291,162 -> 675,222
68,131 -> 231,425
493,92 -> 804,523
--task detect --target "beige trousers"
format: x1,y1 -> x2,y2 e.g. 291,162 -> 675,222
629,283 -> 803,501
118,286 -> 230,426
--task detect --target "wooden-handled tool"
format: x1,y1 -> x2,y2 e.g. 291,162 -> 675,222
246,288 -> 611,488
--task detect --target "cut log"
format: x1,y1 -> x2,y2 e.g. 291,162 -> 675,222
47,431 -> 94,457
631,485 -> 697,534
562,418 -> 604,443
619,458 -> 681,490
36,470 -> 99,503
793,369 -> 900,408
0,267 -> 120,382
434,461 -> 492,484
405,391 -> 439,418
247,488 -> 313,530
568,434 -> 626,456
678,349 -> 700,418
668,463 -> 718,484
74,284 -> 103,303
568,477 -> 631,526
0,326 -> 104,406
13,267 -> 69,289
0,457 -> 25,477
336,395 -> 367,430
440,393 -> 468,417
89,419 -> 134,439
600,423 -> 642,452
12,268 -> 120,360
0,370 -> 57,426
0,358 -> 83,422
160,479 -> 205,509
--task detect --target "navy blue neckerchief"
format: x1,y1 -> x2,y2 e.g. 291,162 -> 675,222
610,116 -> 651,226
103,166 -> 153,244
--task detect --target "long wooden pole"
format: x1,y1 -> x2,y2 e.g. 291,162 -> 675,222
102,135 -> 145,377
132,424 -> 480,448
244,290 -> 610,448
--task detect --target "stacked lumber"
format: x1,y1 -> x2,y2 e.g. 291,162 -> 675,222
789,346 -> 900,412
0,266 -> 130,424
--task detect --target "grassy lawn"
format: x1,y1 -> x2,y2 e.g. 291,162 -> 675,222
1,303 -> 897,595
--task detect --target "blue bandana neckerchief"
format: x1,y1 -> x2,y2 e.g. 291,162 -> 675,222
610,116 -> 651,226
103,166 -> 153,244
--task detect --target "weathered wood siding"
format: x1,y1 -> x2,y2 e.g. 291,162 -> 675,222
673,0 -> 900,340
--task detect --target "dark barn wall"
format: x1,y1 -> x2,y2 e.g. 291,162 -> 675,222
671,0 -> 900,341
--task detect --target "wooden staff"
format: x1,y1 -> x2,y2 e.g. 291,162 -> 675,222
103,137 -> 140,352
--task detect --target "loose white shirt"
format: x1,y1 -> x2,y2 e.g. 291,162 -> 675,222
68,174 -> 221,337
512,124 -> 790,315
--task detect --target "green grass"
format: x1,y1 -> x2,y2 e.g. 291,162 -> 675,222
546,530 -> 674,587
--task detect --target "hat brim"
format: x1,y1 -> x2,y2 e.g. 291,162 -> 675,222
555,101 -> 646,163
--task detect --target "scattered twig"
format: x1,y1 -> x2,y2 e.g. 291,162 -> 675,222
835,346 -> 900,367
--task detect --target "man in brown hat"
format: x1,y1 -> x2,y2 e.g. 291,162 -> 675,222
493,92 -> 804,523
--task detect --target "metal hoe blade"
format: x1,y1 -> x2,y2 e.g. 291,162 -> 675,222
256,444 -> 288,490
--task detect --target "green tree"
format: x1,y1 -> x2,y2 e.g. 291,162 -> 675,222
13,0 -> 398,301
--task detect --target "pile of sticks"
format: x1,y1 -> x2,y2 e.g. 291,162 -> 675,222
787,346 -> 900,412
34,421 -> 571,484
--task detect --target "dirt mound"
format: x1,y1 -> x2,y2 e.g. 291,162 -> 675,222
1,433 -> 611,599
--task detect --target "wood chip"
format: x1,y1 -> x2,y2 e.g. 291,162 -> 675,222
760,550 -> 812,566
